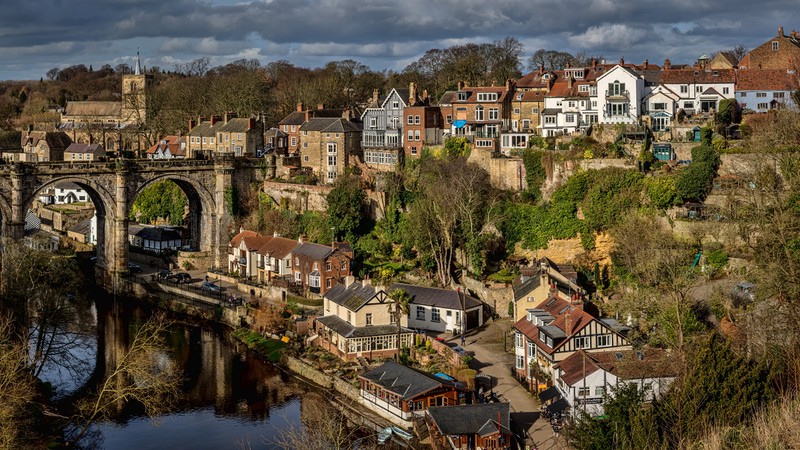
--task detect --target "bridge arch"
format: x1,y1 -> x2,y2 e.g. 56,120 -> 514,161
131,173 -> 217,255
23,176 -> 117,268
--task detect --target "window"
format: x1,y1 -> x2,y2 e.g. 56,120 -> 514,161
609,81 -> 626,96
415,115 -> 420,124
595,386 -> 605,396
574,336 -> 590,349
531,107 -> 539,114
369,117 -> 376,128
407,115 -> 413,125
202,137 -> 207,144
414,130 -> 420,141
475,105 -> 484,121
773,41 -> 779,51
416,306 -> 425,320
596,334 -> 612,347
431,308 -> 440,322
327,155 -> 337,167
528,342 -> 534,357
303,155 -> 309,162
680,85 -> 688,94
390,312 -> 396,324
607,103 -> 628,116
326,261 -> 331,271
653,102 -> 667,111
579,85 -> 589,92
347,311 -> 352,324
774,92 -> 785,98
758,102 -> 769,109
392,101 -> 400,109
295,271 -> 301,281
411,146 -> 417,155
566,113 -> 574,123
515,332 -> 523,348
723,87 -> 730,95
476,139 -> 493,147
489,108 -> 499,120
756,92 -> 767,98
578,387 -> 590,397
326,278 -> 331,288
522,119 -> 530,130
290,137 -> 296,146
568,101 -> 575,108
407,130 -> 413,141
544,116 -> 556,124
457,92 -> 468,101
446,115 -> 452,123
366,313 -> 373,326
327,143 -> 337,154
477,92 -> 498,101
684,101 -> 694,109
303,142 -> 308,148
286,259 -> 291,268
591,100 -> 597,108
516,355 -> 525,369
514,108 -> 520,114
309,273 -> 320,288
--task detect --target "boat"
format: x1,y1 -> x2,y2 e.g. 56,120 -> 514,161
377,426 -> 413,445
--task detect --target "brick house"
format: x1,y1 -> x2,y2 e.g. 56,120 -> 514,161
299,117 -> 362,184
739,26 -> 800,70
445,81 -> 513,153
402,95 -> 444,159
512,258 -> 585,322
291,239 -> 353,295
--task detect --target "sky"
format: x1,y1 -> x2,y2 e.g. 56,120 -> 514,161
1,0 -> 799,81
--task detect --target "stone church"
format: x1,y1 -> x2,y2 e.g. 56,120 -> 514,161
58,52 -> 153,154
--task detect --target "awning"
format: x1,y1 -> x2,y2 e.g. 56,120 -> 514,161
547,398 -> 570,415
454,120 -> 467,129
538,386 -> 561,403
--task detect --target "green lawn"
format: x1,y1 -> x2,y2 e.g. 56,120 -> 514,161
232,328 -> 285,363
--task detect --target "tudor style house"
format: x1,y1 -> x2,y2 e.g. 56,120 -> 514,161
359,361 -> 470,426
426,403 -> 513,450
299,117 -> 362,184
391,283 -> 484,334
146,135 -> 186,159
513,294 -> 632,391
315,280 -> 413,360
549,348 -> 677,417
362,84 -> 422,170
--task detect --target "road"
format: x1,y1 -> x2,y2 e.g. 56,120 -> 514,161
461,318 -> 569,450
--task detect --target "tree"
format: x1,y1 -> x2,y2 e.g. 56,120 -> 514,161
129,180 -> 188,225
528,49 -> 579,71
0,314 -> 36,449
326,172 -> 366,243
388,288 -> 411,361
69,313 -> 181,446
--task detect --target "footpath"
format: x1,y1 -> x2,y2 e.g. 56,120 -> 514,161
462,319 -> 569,450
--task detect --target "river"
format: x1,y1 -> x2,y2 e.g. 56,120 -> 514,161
37,299 -> 308,450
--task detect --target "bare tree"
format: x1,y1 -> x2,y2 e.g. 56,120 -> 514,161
69,313 -> 181,446
0,314 -> 36,449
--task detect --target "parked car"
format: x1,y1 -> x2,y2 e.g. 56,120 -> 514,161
157,269 -> 173,279
173,273 -> 192,284
201,281 -> 222,293
128,263 -> 142,273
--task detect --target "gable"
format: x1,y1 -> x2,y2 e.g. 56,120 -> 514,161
381,89 -> 406,109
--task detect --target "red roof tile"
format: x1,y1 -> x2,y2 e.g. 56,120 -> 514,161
659,68 -> 736,84
737,69 -> 799,91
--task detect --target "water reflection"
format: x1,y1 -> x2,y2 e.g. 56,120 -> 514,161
78,302 -> 302,449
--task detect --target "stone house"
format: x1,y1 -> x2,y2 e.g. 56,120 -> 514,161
64,143 -> 106,161
21,128 -> 72,161
278,103 -> 347,154
299,117 -> 362,184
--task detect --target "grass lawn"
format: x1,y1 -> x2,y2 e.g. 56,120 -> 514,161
232,328 -> 285,363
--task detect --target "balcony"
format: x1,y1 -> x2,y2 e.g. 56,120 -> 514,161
362,131 -> 402,148
605,90 -> 629,100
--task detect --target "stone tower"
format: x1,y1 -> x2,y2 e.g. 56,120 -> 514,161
121,51 -> 153,124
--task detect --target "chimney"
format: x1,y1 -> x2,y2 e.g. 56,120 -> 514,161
210,115 -> 222,126
664,59 -> 671,70
539,66 -> 544,75
317,103 -> 324,110
345,275 -> 355,287
225,111 -> 237,123
409,82 -> 417,104
566,62 -> 571,69
643,59 -> 649,68
591,58 -> 597,68
422,89 -> 429,102
297,102 -> 303,112
248,117 -> 256,129
568,76 -> 573,88
298,235 -> 305,244
273,231 -> 280,237
505,79 -> 512,91
457,81 -> 464,91
27,124 -> 33,134
342,109 -> 351,120
362,277 -> 371,287
305,110 -> 310,123
189,119 -> 197,131
619,57 -> 625,65
239,226 -> 244,234
565,308 -> 572,334
779,26 -> 784,37
372,88 -> 379,103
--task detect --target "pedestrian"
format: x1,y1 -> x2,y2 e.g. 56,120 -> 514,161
461,335 -> 466,347
205,275 -> 209,282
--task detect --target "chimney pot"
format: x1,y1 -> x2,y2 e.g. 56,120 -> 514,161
644,58 -> 649,68
664,59 -> 671,70
297,102 -> 303,112
779,26 -> 784,36
619,57 -> 625,65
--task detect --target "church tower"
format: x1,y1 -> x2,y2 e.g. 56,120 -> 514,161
121,51 -> 153,124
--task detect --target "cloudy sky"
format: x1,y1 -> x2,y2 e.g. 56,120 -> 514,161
1,0 -> 799,80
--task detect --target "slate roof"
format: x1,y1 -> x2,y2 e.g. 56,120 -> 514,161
64,101 -> 121,117
21,131 -> 72,150
451,86 -> 511,104
265,127 -> 287,138
279,111 -> 306,126
293,241 -> 335,260
133,226 -> 182,242
218,117 -> 254,133
737,69 -> 799,91
513,276 -> 541,301
300,117 -> 362,133
187,121 -> 215,137
316,315 -> 410,339
257,236 -> 300,259
389,283 -> 482,310
428,403 -> 511,437
64,143 -> 104,154
324,281 -> 379,311
69,218 -> 92,236
557,349 -> 676,386
360,360 -> 462,400
437,91 -> 458,105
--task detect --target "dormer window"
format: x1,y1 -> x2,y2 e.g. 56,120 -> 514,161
458,92 -> 468,101
477,93 -> 498,102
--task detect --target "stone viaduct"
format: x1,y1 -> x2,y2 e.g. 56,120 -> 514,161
0,157 -> 265,287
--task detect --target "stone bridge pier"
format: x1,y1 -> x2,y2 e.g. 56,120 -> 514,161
0,157 -> 264,291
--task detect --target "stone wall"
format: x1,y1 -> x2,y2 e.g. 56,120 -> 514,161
461,275 -> 513,318
263,181 -> 332,212
468,149 -> 527,192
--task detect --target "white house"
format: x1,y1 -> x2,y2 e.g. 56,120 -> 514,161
551,348 -> 676,417
38,182 -> 90,205
227,230 -> 272,277
392,283 -> 484,334
146,136 -> 186,159
128,224 -> 184,253
659,66 -> 736,116
643,85 -> 681,131
736,69 -> 799,113
596,65 -> 646,125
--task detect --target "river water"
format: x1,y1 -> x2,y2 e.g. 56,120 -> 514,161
39,300 -> 307,450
